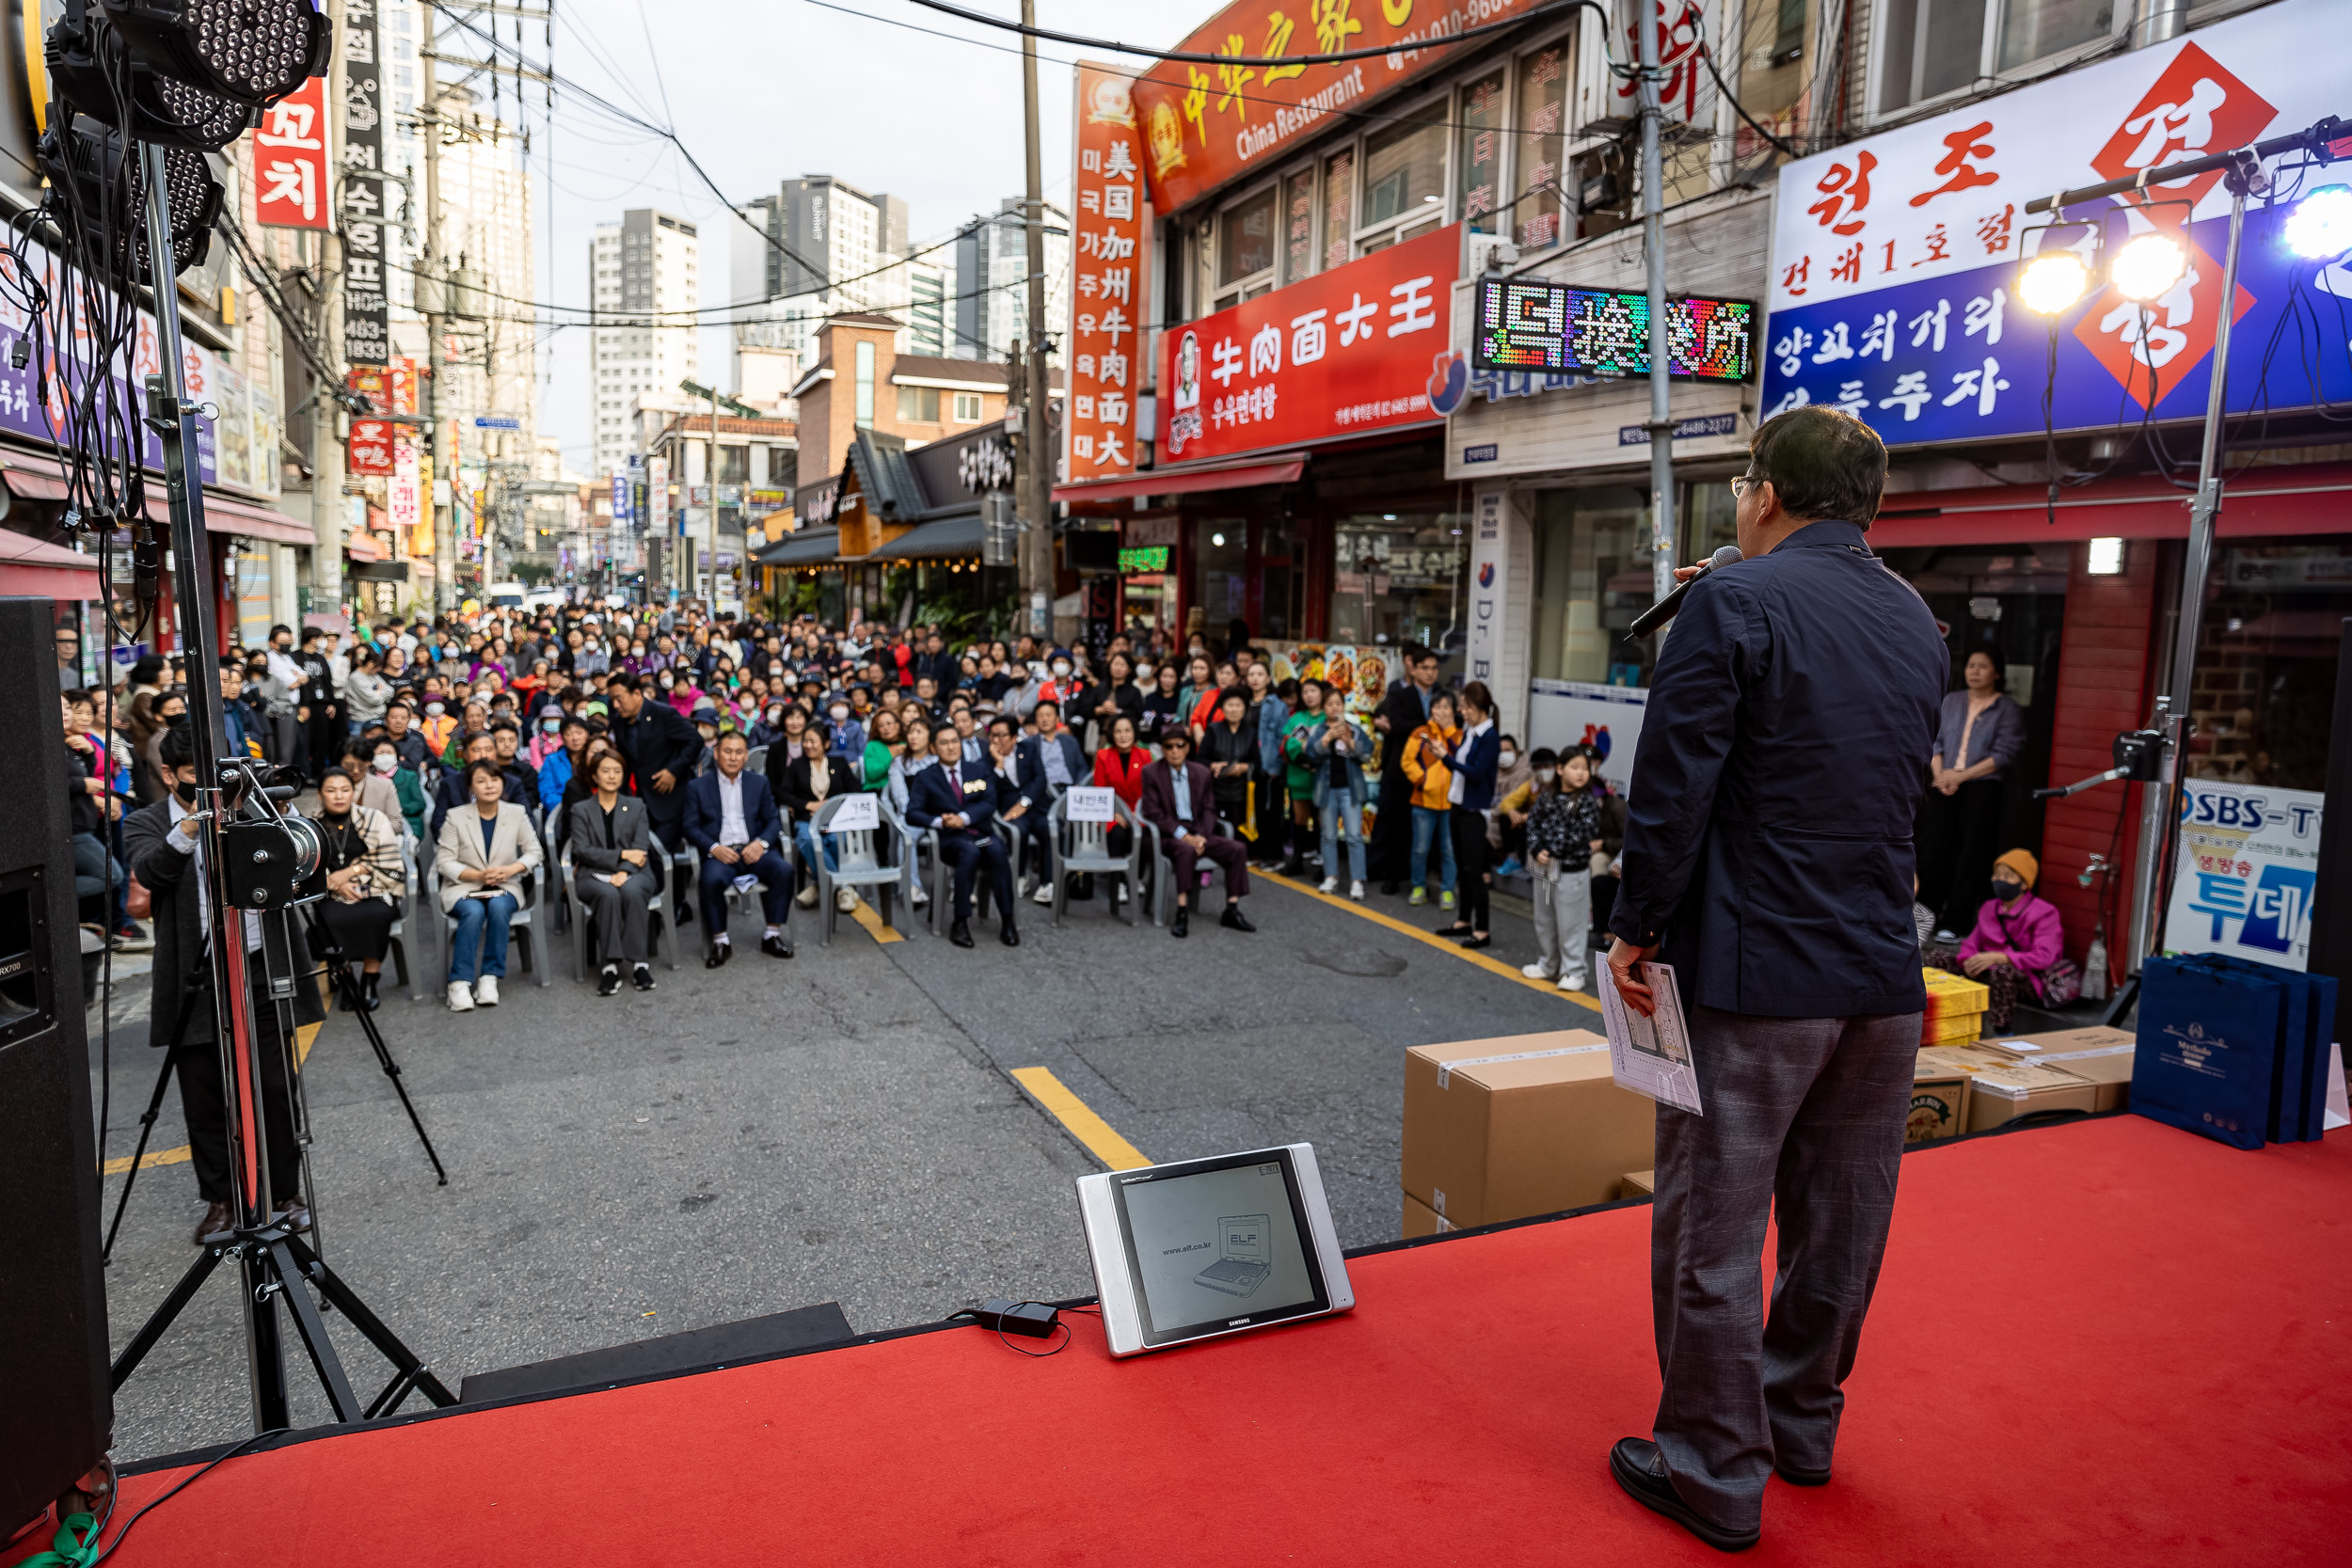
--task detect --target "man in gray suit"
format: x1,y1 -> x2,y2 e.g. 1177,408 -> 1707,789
569,748 -> 661,995
1603,406 -> 1947,1551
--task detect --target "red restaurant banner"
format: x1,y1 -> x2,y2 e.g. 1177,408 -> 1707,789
1161,222 -> 1459,462
253,76 -> 331,231
1065,64 -> 1151,484
1131,0 -> 1548,216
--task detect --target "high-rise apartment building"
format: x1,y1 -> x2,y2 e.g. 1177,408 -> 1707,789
591,209 -> 700,479
953,198 -> 1070,362
730,176 -> 914,384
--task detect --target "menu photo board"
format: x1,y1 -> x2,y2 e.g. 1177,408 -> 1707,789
1473,277 -> 1756,381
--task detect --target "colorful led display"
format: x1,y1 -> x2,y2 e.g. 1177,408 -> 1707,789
1473,279 -> 1756,382
1118,545 -> 1171,574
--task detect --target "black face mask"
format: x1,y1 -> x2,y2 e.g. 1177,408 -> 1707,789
1991,879 -> 2025,903
172,779 -> 199,806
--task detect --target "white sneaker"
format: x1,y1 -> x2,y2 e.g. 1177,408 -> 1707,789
835,886 -> 859,912
1316,877 -> 1339,895
1559,974 -> 1589,993
796,883 -> 819,909
446,981 -> 475,1012
1348,880 -> 1364,901
1521,960 -> 1555,979
473,976 -> 500,1006
912,884 -> 930,906
1032,881 -> 1056,905
1112,882 -> 1127,905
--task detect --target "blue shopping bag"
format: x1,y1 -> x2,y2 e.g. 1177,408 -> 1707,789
2133,956 -> 2280,1150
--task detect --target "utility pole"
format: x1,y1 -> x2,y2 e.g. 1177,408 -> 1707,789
1018,0 -> 1051,641
708,384 -> 722,611
1636,0 -> 1679,641
421,1 -> 451,618
311,0 -> 349,624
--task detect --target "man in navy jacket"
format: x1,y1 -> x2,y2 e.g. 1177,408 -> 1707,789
1601,406 -> 1947,1552
682,731 -> 794,964
609,673 -> 705,921
905,721 -> 1018,948
1008,699 -> 1088,902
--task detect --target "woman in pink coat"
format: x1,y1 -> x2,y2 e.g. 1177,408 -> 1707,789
1942,847 -> 2064,1032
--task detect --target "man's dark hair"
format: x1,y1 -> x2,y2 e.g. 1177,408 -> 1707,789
1530,747 -> 1560,769
561,713 -> 591,733
158,721 -> 196,770
489,718 -> 520,736
988,716 -> 1018,736
1159,725 -> 1190,748
1032,698 -> 1058,718
465,730 -> 497,755
606,672 -> 642,694
1747,404 -> 1887,526
269,624 -> 293,641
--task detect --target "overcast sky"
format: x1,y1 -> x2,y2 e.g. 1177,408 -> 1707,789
519,0 -> 1204,474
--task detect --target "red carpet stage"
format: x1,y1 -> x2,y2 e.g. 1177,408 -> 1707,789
42,1117 -> 2352,1566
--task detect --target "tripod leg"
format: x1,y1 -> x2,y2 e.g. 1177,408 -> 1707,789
282,1234 -> 458,1409
243,1244 -> 293,1433
103,1048 -> 184,1261
111,1241 -> 228,1390
263,1240 -> 364,1422
340,960 -> 450,1185
2100,972 -> 2139,1031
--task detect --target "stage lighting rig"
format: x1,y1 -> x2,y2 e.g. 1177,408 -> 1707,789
45,0 -> 256,151
98,0 -> 330,109
37,118 -> 221,277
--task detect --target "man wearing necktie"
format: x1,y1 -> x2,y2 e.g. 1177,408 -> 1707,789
904,721 -> 1018,948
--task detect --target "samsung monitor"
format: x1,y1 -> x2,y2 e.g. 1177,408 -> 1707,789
1076,1144 -> 1355,1356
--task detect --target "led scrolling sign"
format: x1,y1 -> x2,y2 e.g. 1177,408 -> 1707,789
1474,278 -> 1757,382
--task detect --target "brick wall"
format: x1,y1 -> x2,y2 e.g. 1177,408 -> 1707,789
2040,542 -> 2162,982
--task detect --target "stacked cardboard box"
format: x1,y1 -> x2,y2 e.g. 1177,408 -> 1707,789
1920,968 -> 1989,1046
1916,1037 -> 2111,1132
1908,1054 -> 1971,1142
1398,1030 -> 1655,1236
1996,1025 -> 2137,1112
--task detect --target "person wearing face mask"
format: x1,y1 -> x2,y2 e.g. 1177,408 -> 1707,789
339,736 -> 403,821
1487,736 -> 1534,876
1932,849 -> 2066,1033
823,698 -> 866,763
420,695 -> 458,760
371,736 -> 429,841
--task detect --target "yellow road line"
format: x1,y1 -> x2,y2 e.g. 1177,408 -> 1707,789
294,1020 -> 322,1067
1254,867 -> 1602,1007
1010,1067 -> 1151,1171
103,1144 -> 191,1176
847,896 -> 905,943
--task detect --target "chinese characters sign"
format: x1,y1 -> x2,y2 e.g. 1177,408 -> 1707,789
340,0 -> 389,365
1760,0 -> 2351,447
1160,222 -> 1459,461
2167,780 -> 2323,971
1065,65 -> 1150,483
1130,0 -> 1547,217
1474,278 -> 1755,381
253,76 -> 329,230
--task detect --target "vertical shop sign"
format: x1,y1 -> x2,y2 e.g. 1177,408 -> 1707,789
254,76 -> 331,230
340,0 -> 389,364
1066,65 -> 1149,485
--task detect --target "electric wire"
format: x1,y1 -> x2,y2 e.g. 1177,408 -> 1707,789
902,0 -> 1615,71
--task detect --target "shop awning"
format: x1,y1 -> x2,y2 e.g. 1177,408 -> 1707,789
0,528 -> 105,600
3,463 -> 71,504
1053,452 -> 1305,505
188,491 -> 318,546
757,526 -> 840,566
866,513 -> 982,562
1869,463 -> 2352,546
344,531 -> 384,562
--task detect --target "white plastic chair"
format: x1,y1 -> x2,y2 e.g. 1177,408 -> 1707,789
812,794 -> 902,943
1047,793 -> 1150,927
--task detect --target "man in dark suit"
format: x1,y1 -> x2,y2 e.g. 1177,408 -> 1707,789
1008,698 -> 1089,903
124,723 -> 324,1244
607,672 -> 704,924
1365,644 -> 1439,892
903,721 -> 1018,948
1136,726 -> 1254,941
1603,406 -> 1947,1551
683,730 -> 794,964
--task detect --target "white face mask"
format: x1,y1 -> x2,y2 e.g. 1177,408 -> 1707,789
372,753 -> 397,774
1135,665 -> 1152,684
1499,750 -> 1518,768
1535,768 -> 1556,785
424,701 -> 446,716
1051,661 -> 1070,678
830,705 -> 850,721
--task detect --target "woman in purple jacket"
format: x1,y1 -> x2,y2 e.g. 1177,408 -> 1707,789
1937,847 -> 2063,1032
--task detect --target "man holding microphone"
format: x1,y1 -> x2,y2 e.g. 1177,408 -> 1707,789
1603,406 -> 1947,1551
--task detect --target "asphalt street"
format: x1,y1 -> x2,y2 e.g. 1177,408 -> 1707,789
87,869 -> 1598,1461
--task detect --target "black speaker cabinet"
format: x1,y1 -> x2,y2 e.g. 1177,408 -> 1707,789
0,596 -> 111,1535
2312,620 -> 2352,989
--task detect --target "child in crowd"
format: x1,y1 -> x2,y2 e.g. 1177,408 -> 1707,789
1521,745 -> 1604,992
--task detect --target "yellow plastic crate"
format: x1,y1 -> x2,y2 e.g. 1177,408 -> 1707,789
1921,1009 -> 1986,1047
1923,968 -> 1990,1022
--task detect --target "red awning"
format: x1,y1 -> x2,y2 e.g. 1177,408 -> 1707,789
136,488 -> 317,546
0,528 -> 105,600
344,531 -> 384,562
1054,453 -> 1306,505
3,463 -> 71,503
1868,462 -> 2352,546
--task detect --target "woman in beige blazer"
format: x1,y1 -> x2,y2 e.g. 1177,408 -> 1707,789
434,758 -> 544,1011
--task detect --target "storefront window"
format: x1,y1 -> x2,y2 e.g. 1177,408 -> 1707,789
1282,168 -> 1317,285
1196,518 -> 1248,642
1328,512 -> 1469,662
1322,149 -> 1355,273
1218,185 -> 1278,289
1512,41 -> 1569,249
2186,542 -> 2351,791
1530,487 -> 1658,687
1456,70 -> 1506,234
1261,515 -> 1298,640
1359,99 -> 1447,244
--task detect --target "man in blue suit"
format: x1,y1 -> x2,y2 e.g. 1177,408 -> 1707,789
904,720 -> 1018,949
682,730 -> 794,965
1007,699 -> 1088,904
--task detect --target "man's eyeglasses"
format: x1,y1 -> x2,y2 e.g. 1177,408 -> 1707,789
1729,475 -> 1762,502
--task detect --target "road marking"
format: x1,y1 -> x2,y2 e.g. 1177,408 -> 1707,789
847,896 -> 905,943
294,1020 -> 322,1067
1010,1067 -> 1151,1171
98,1021 -> 326,1177
1254,867 -> 1602,1007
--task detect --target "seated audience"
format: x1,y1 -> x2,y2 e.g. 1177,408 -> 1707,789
683,731 -> 795,965
434,758 -> 543,1011
568,750 -> 661,996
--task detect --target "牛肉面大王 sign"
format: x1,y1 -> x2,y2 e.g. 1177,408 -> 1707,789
1758,0 -> 2352,449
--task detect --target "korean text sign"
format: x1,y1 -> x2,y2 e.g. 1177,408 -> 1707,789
1161,222 -> 1459,462
1128,0 -> 1547,218
2167,780 -> 2322,972
340,0 -> 389,364
1758,0 -> 2351,448
1067,65 -> 1150,483
253,76 -> 330,231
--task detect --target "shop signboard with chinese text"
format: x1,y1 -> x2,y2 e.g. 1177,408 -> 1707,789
2166,779 -> 2322,971
1067,65 -> 1151,483
340,0 -> 389,364
1130,0 -> 1549,216
1161,223 -> 1460,462
1759,0 -> 2352,447
253,76 -> 331,231
1474,277 -> 1755,380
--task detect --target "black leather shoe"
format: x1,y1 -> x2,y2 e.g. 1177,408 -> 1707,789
949,918 -> 975,948
360,973 -> 382,1011
193,1200 -> 233,1245
1219,905 -> 1256,932
277,1192 -> 312,1235
632,965 -> 657,992
760,933 -> 794,959
1609,1438 -> 1759,1553
1775,1461 -> 1830,1487
1000,921 -> 1021,946
1170,907 -> 1189,939
706,941 -> 731,969
596,965 -> 622,997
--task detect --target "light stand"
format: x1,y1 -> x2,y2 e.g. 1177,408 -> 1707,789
108,143 -> 455,1430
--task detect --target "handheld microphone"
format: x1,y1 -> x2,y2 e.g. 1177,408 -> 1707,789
1628,545 -> 1743,638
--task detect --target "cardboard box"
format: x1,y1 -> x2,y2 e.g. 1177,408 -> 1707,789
1908,1054 -> 1971,1142
1919,1041 -> 2029,1075
1923,968 -> 1991,1022
1620,1170 -> 1656,1198
1401,1030 -> 1654,1227
1995,1025 -> 2136,1112
1402,1191 -> 1456,1239
1922,1010 -> 1985,1047
1963,1060 -> 2100,1132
